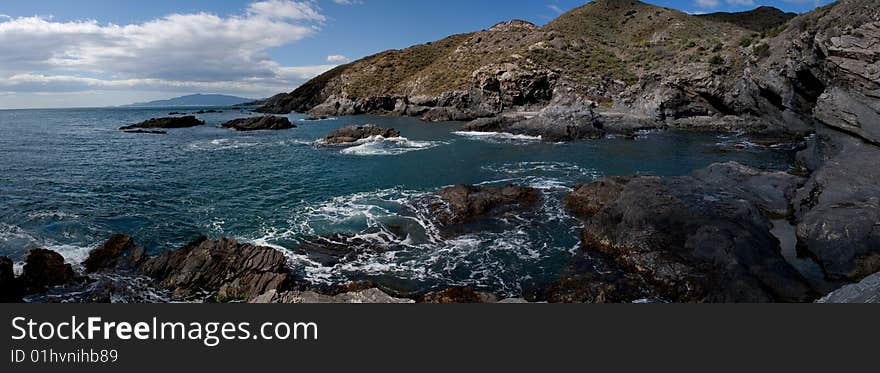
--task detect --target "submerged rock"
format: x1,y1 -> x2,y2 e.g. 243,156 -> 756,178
564,163 -> 816,302
221,115 -> 296,131
120,116 -> 204,130
292,233 -> 386,267
422,184 -> 542,226
249,288 -> 413,304
122,129 -> 168,135
321,125 -> 400,144
818,272 -> 880,304
19,249 -> 77,295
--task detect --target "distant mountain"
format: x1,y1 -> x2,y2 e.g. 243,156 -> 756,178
123,94 -> 255,107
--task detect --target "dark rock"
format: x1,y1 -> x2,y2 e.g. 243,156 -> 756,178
19,249 -> 76,295
692,162 -> 804,218
140,237 -> 292,301
321,125 -> 400,144
565,164 -> 817,302
423,184 -> 542,226
303,116 -> 329,121
120,116 -> 204,130
420,287 -> 499,303
292,233 -> 386,267
83,234 -> 146,273
817,272 -> 880,304
526,252 -> 650,303
221,116 -> 295,131
794,132 -> 880,281
122,129 -> 167,135
0,257 -> 22,302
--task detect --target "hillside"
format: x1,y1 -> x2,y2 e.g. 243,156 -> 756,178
258,0 -> 791,122
124,94 -> 254,107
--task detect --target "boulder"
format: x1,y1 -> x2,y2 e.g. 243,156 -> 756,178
249,288 -> 413,304
692,162 -> 804,218
292,233 -> 385,267
120,116 -> 204,130
817,272 -> 880,304
0,257 -> 21,302
794,132 -> 880,281
420,184 -> 542,226
83,234 -> 146,273
525,252 -> 650,303
564,164 -> 816,302
420,287 -> 500,303
18,249 -> 77,295
321,125 -> 400,144
221,116 -> 296,131
139,237 -> 292,301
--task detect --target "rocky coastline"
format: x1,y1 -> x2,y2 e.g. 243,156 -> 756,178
3,0 -> 878,303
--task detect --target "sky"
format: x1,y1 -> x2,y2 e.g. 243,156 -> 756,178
0,0 -> 833,109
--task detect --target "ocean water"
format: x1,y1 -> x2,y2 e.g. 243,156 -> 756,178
0,107 -> 797,296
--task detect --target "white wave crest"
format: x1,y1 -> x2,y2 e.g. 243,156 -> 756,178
336,136 -> 445,156
452,131 -> 542,143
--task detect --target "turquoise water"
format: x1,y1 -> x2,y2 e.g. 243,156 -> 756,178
0,107 -> 796,295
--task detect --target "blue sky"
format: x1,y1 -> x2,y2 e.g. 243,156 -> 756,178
0,0 -> 833,109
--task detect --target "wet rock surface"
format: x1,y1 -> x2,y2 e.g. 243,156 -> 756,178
420,184 -> 542,226
221,115 -> 296,131
120,116 -> 204,130
321,125 -> 400,144
564,163 -> 816,302
84,234 -> 146,273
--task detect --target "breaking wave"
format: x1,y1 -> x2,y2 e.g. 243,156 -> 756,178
452,131 -> 542,143
330,136 -> 445,156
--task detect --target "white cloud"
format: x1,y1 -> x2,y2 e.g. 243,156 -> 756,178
247,0 -> 325,21
695,0 -> 721,8
726,0 -> 755,6
332,0 -> 363,4
326,54 -> 348,63
547,5 -> 564,14
0,1 -> 335,99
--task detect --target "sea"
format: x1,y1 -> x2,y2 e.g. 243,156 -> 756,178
0,107 -> 798,296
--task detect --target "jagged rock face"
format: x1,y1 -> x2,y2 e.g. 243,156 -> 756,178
221,116 -> 296,131
421,184 -> 541,226
818,271 -> 880,303
83,234 -> 146,273
565,164 -> 816,302
140,237 -> 292,301
321,125 -> 400,144
119,116 -> 204,130
19,249 -> 77,295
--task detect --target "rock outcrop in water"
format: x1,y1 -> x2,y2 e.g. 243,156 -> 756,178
120,116 -> 204,130
321,125 -> 401,144
81,235 -> 293,302
221,115 -> 296,131
564,162 -> 815,302
421,184 -> 542,226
